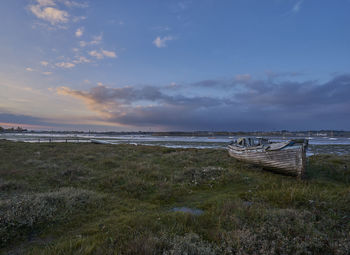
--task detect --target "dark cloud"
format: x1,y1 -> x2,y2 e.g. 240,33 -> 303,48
264,71 -> 304,79
234,74 -> 350,108
0,111 -> 113,131
192,79 -> 224,88
0,112 -> 49,126
57,74 -> 350,130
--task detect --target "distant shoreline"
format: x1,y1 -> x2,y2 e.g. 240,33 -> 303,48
1,130 -> 350,138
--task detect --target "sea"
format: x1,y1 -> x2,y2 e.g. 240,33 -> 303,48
1,132 -> 350,156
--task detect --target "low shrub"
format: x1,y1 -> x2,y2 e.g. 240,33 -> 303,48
217,204 -> 350,255
162,233 -> 219,255
0,179 -> 27,193
123,232 -> 219,255
0,187 -> 103,247
175,166 -> 226,185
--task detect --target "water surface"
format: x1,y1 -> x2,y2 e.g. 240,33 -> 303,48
2,132 -> 350,155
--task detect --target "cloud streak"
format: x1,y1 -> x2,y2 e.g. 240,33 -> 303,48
89,49 -> 117,59
79,35 -> 102,47
153,36 -> 174,48
55,62 -> 75,68
292,0 -> 303,13
75,27 -> 83,37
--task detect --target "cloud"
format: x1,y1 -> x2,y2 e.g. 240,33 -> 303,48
37,0 -> 56,6
75,27 -> 83,37
79,34 -> 102,47
56,83 -> 232,128
178,0 -> 192,10
89,49 -> 117,59
26,66 -> 52,74
60,0 -> 88,8
56,86 -> 114,119
28,0 -> 87,27
55,61 -> 75,68
235,74 -> 252,82
292,0 -> 303,12
265,71 -> 303,79
73,56 -> 91,64
72,16 -> 87,22
101,50 -> 117,58
29,2 -> 69,25
56,74 -> 350,130
236,74 -> 350,109
88,50 -> 103,59
0,112 -> 53,129
91,34 -> 102,43
153,36 -> 174,48
40,61 -> 49,66
54,56 -> 91,70
79,41 -> 87,47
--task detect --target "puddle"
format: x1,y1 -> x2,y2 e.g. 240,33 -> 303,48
171,207 -> 204,215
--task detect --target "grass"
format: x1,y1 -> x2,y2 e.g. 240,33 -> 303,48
0,140 -> 349,254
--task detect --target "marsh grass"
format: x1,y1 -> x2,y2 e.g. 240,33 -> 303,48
0,188 -> 104,247
0,140 -> 349,254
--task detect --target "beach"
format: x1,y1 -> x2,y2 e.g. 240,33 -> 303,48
1,140 -> 349,254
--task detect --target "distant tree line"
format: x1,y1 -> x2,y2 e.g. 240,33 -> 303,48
0,126 -> 27,132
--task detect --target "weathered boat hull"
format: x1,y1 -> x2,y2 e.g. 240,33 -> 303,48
228,144 -> 306,178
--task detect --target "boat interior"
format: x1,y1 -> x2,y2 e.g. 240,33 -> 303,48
229,137 -> 308,150
231,137 -> 270,147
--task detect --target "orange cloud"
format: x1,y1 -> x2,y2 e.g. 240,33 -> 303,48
56,86 -> 116,119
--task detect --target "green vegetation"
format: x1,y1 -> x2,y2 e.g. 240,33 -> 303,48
0,140 -> 349,254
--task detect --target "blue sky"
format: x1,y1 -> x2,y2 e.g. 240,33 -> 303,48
0,0 -> 349,131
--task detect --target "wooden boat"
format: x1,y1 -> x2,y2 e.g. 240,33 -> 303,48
227,138 -> 308,178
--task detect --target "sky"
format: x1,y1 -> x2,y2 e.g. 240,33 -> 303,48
0,0 -> 349,131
